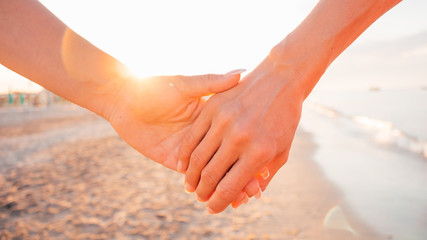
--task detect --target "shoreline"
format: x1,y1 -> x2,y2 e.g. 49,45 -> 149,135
246,128 -> 382,239
0,105 -> 383,239
300,105 -> 427,240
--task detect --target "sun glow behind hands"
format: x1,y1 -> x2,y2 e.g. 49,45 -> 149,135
3,1 -> 425,93
38,1 -> 317,80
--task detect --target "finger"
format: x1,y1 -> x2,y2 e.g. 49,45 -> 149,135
243,177 -> 261,199
231,192 -> 249,209
195,143 -> 239,202
230,177 -> 261,210
206,155 -> 260,214
177,108 -> 212,174
255,167 -> 270,180
173,69 -> 245,97
184,125 -> 224,194
256,151 -> 289,191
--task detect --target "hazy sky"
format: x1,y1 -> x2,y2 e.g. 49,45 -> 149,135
1,0 -> 426,93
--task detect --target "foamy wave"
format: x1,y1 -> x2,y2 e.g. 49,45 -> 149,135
309,103 -> 427,159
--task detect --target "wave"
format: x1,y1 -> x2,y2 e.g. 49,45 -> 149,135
308,102 -> 427,159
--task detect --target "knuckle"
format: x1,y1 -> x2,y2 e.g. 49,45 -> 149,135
189,151 -> 205,169
240,160 -> 256,175
220,107 -> 235,121
244,179 -> 259,196
246,147 -> 274,171
214,108 -> 233,127
230,124 -> 252,143
205,74 -> 217,90
216,185 -> 240,202
200,169 -> 217,188
204,74 -> 216,82
253,140 -> 276,160
252,146 -> 269,160
183,131 -> 195,145
178,145 -> 191,162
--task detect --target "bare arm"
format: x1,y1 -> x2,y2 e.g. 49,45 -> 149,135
0,0 -> 126,118
178,0 -> 402,213
271,0 -> 402,98
0,0 -> 253,200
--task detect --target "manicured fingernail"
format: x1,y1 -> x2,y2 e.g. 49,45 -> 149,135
260,168 -> 270,179
243,194 -> 249,204
185,183 -> 195,193
177,160 -> 183,173
234,196 -> 248,208
207,207 -> 216,214
254,189 -> 262,199
232,192 -> 248,209
184,180 -> 189,193
225,69 -> 246,77
196,194 -> 207,203
232,200 -> 244,209
236,192 -> 246,202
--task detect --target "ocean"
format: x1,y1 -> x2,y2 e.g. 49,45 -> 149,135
300,87 -> 427,239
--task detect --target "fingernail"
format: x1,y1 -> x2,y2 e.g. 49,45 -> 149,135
260,168 -> 270,180
243,194 -> 249,204
225,69 -> 246,77
232,192 -> 248,208
196,194 -> 207,203
207,207 -> 216,214
184,180 -> 189,193
232,200 -> 244,209
233,196 -> 248,208
254,189 -> 262,199
177,160 -> 183,173
236,192 -> 246,202
185,183 -> 195,193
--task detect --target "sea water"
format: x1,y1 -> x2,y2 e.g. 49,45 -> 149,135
300,87 -> 427,239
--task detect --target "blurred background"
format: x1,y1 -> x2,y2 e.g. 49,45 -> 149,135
1,1 -> 426,239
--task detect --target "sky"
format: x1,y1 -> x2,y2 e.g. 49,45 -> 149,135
1,0 -> 426,93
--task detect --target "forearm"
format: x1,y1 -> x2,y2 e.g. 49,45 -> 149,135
0,0 -> 128,119
270,0 -> 401,98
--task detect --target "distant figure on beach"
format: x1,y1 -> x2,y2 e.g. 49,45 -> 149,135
0,0 -> 401,214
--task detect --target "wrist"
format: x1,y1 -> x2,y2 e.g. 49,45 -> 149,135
95,71 -> 133,123
268,33 -> 332,100
59,29 -> 132,121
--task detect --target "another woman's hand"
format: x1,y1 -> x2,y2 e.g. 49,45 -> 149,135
108,70 -> 244,170
107,70 -> 264,208
178,56 -> 305,214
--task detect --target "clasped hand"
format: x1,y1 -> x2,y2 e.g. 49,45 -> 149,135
177,56 -> 304,214
109,54 -> 303,214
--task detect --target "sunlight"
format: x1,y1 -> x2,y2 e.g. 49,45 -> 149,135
61,28 -> 134,85
323,205 -> 358,237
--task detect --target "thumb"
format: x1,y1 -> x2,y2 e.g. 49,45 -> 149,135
172,69 -> 246,97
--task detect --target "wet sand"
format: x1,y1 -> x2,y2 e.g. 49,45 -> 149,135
0,105 -> 376,239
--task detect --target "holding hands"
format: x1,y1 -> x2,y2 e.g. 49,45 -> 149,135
1,0 -> 401,215
175,0 -> 401,213
108,69 -> 244,171
179,56 -> 304,213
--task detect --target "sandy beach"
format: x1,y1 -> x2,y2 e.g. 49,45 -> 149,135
0,104 -> 382,240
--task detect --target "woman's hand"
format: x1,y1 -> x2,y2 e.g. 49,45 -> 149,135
108,70 -> 245,171
108,70 -> 263,207
178,56 -> 305,214
176,0 -> 402,214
